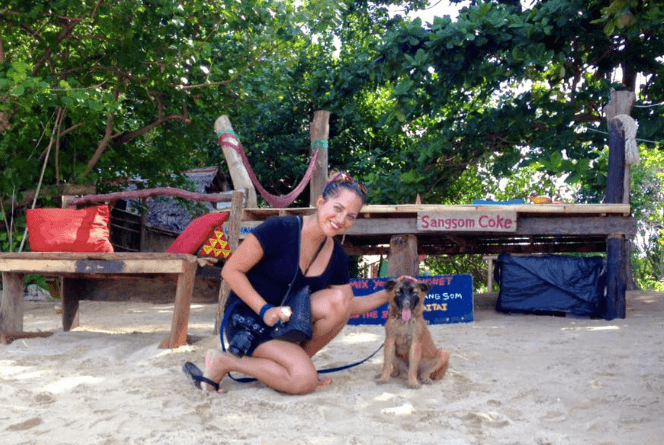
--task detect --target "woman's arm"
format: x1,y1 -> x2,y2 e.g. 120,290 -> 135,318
349,288 -> 389,316
220,234 -> 269,315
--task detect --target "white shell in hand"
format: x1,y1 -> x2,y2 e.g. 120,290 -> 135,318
281,307 -> 293,317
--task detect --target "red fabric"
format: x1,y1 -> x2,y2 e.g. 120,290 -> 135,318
166,212 -> 230,254
26,206 -> 114,253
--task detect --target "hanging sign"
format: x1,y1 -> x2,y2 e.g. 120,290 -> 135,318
417,210 -> 517,232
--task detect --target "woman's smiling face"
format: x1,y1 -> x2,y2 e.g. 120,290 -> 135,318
316,188 -> 364,236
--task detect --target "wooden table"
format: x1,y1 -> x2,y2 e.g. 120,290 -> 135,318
0,252 -> 198,348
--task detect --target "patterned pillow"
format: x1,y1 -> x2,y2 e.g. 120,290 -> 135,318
197,224 -> 231,259
165,212 -> 230,257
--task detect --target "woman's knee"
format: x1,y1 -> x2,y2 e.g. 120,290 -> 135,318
287,367 -> 319,395
323,287 -> 353,319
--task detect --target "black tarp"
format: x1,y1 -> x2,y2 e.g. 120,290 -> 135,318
494,253 -> 606,318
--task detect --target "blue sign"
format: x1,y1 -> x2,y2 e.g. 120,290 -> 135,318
348,275 -> 474,325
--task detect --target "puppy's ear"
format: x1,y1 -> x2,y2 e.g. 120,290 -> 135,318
384,279 -> 398,292
418,282 -> 431,295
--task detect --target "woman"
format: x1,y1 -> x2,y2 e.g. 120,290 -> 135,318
195,171 -> 389,395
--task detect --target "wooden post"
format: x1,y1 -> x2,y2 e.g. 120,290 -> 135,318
605,235 -> 627,319
387,235 -> 419,277
61,278 -> 86,330
604,90 -> 638,293
215,190 -> 244,334
603,113 -> 628,319
309,110 -> 330,206
1,272 -> 25,332
606,118 -> 626,204
214,116 -> 258,208
603,90 -> 636,205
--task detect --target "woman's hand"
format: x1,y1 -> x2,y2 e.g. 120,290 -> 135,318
262,306 -> 292,327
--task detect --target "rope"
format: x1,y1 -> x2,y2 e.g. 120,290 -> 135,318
217,130 -> 325,208
613,114 -> 640,165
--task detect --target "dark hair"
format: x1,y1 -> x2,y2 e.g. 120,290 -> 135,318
321,171 -> 367,205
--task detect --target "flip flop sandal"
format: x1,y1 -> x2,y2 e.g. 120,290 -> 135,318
182,361 -> 221,392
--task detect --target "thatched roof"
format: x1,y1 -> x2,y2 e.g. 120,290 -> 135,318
125,167 -> 230,233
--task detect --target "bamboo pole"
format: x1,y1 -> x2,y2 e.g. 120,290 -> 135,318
214,116 -> 258,208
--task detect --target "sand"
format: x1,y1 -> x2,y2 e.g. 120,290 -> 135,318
2,291 -> 663,445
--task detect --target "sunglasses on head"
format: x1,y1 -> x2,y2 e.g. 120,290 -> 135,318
331,171 -> 368,195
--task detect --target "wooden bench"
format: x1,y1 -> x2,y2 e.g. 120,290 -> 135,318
0,252 -> 198,349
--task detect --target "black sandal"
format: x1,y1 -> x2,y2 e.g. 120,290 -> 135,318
182,361 -> 221,392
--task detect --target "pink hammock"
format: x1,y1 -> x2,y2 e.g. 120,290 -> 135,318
217,131 -> 325,208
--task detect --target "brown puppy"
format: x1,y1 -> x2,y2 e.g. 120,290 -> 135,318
377,278 -> 449,388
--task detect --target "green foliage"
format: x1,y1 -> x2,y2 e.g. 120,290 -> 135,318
630,144 -> 664,290
0,0 -> 342,203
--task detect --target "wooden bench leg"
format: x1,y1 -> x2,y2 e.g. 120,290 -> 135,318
1,272 -> 25,332
62,278 -> 87,331
160,260 -> 197,349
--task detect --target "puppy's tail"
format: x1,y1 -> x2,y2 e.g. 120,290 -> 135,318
431,349 -> 450,381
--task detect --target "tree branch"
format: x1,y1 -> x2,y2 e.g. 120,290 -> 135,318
80,111 -> 115,178
60,121 -> 85,137
112,113 -> 191,146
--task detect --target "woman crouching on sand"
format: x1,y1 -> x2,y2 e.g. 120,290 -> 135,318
188,171 -> 389,394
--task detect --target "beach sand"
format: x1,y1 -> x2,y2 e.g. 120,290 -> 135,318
2,291 -> 663,445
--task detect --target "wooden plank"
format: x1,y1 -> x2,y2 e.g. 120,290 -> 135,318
517,216 -> 637,235
240,203 -> 632,221
0,253 -> 197,274
0,258 -> 190,274
345,215 -> 637,237
0,252 -> 197,261
357,203 -> 631,215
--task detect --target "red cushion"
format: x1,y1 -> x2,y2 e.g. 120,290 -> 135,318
26,206 -> 114,253
197,223 -> 231,259
166,212 -> 230,254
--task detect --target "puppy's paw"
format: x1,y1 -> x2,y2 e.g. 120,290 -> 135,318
407,380 -> 422,389
376,374 -> 391,385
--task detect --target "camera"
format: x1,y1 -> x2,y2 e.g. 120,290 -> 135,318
228,313 -> 268,357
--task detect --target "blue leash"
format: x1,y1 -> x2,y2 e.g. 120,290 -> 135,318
219,302 -> 384,383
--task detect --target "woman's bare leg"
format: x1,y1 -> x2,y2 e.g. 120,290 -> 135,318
301,288 -> 352,358
205,340 -> 319,395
